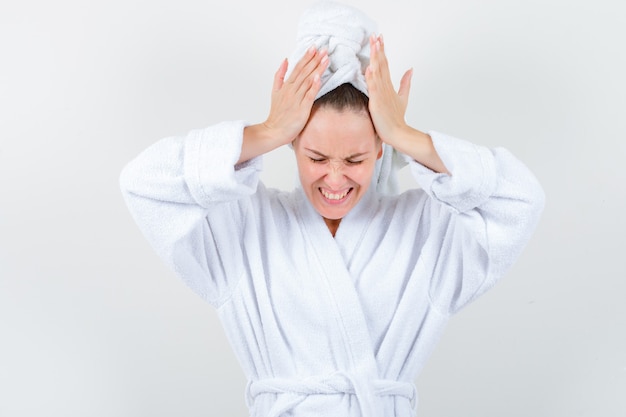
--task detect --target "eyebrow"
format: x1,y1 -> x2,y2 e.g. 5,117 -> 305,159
304,148 -> 369,160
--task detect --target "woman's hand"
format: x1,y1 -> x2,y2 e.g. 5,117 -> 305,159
365,34 -> 412,147
365,35 -> 449,174
266,46 -> 329,144
239,47 -> 329,164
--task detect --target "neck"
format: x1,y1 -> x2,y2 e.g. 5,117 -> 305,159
324,217 -> 342,237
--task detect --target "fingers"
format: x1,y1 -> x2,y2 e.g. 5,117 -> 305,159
294,49 -> 328,100
303,71 -> 322,103
264,46 -> 328,144
398,68 -> 413,101
277,46 -> 328,107
287,46 -> 328,86
366,35 -> 388,96
273,58 -> 288,92
366,34 -> 412,97
367,34 -> 390,79
288,45 -> 317,82
365,34 -> 412,145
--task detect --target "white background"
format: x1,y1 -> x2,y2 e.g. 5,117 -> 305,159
1,0 -> 624,416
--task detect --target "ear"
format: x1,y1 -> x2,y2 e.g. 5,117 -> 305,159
290,136 -> 299,150
376,140 -> 383,160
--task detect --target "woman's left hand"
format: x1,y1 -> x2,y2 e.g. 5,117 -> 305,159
365,34 -> 413,147
365,35 -> 449,174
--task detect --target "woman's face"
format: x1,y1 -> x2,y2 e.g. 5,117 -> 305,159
293,106 -> 382,226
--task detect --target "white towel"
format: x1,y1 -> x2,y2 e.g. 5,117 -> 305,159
286,1 -> 376,98
288,1 -> 407,195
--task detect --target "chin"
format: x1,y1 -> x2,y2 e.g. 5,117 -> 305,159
318,207 -> 350,220
314,199 -> 357,220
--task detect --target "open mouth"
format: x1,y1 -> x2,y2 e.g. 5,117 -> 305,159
319,187 -> 353,203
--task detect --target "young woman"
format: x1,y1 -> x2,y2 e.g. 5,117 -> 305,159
120,3 -> 544,416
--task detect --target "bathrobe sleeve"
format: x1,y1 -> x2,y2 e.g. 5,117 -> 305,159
119,120 -> 261,306
408,131 -> 545,315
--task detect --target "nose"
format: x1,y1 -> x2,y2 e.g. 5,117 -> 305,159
325,161 -> 345,188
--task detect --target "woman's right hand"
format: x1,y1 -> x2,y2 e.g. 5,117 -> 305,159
239,47 -> 329,164
266,46 -> 329,144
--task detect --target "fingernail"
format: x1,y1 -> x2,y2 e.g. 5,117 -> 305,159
308,45 -> 316,54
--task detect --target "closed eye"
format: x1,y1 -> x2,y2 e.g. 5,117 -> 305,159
309,157 -> 326,163
345,160 -> 364,165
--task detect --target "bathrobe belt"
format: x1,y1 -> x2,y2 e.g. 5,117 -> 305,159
246,372 -> 418,417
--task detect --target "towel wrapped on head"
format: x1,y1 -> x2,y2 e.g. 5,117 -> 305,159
287,1 -> 376,99
288,1 -> 408,195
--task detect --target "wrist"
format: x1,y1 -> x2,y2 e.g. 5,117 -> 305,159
394,126 -> 449,174
260,120 -> 296,147
383,123 -> 418,151
240,123 -> 284,164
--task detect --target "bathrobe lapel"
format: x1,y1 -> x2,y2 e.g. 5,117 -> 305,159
333,190 -> 379,271
295,189 -> 379,376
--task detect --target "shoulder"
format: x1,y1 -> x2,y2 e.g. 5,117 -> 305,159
247,182 -> 303,220
377,188 -> 431,213
368,187 -> 455,235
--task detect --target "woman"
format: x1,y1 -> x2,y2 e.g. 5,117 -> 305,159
120,2 -> 544,416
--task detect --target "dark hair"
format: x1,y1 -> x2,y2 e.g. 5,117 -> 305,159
313,83 -> 369,113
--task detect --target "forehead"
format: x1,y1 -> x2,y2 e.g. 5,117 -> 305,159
298,107 -> 377,152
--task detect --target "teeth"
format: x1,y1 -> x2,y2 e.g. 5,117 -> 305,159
321,189 -> 350,200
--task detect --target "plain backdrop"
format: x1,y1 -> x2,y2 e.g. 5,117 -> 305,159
1,0 -> 624,416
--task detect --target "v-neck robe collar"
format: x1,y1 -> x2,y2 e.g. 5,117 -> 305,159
292,187 -> 382,415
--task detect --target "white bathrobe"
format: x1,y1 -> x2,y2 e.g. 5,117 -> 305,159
120,120 -> 544,417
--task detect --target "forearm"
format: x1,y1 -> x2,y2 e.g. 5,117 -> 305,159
120,124 -> 253,307
415,132 -> 544,313
409,130 -> 544,219
121,121 -> 260,208
238,123 -> 286,164
391,125 -> 450,174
